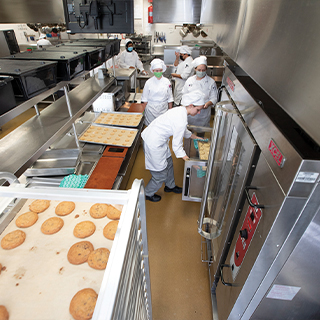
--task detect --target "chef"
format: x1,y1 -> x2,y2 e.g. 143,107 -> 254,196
141,58 -> 173,126
119,39 -> 147,89
171,45 -> 194,106
182,55 -> 218,127
141,90 -> 206,202
37,35 -> 52,49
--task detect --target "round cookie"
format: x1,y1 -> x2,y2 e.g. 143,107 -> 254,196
68,241 -> 94,265
73,221 -> 96,239
29,199 -> 50,213
55,201 -> 75,216
87,248 -> 110,270
0,306 -> 9,320
89,203 -> 109,219
15,211 -> 38,228
1,230 -> 26,250
106,205 -> 121,220
41,217 -> 64,235
69,288 -> 98,320
103,221 -> 119,240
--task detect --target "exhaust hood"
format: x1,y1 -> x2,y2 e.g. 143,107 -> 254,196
0,0 -> 65,24
153,0 -> 202,24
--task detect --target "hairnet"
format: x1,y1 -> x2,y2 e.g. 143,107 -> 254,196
192,56 -> 207,68
181,90 -> 205,106
180,45 -> 192,55
125,38 -> 133,49
150,58 -> 167,72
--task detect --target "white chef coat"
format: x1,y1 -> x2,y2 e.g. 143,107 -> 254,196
173,56 -> 194,105
37,39 -> 52,49
118,50 -> 144,70
141,76 -> 174,125
182,74 -> 218,127
142,107 -> 192,171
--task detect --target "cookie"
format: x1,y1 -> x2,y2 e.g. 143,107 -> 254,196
106,205 -> 121,220
103,220 -> 119,240
89,203 -> 109,219
67,241 -> 94,265
15,211 -> 38,228
55,201 -> 75,216
69,288 -> 98,320
41,217 -> 64,235
87,248 -> 110,270
73,221 -> 96,238
1,230 -> 26,250
29,199 -> 50,213
0,306 -> 9,320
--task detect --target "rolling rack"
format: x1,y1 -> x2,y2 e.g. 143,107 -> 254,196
0,175 -> 152,320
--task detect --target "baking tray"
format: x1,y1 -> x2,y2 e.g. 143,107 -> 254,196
79,124 -> 138,148
94,112 -> 143,128
0,198 -> 123,320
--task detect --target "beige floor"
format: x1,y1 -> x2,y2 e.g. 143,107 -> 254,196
126,143 -> 213,320
1,104 -> 213,320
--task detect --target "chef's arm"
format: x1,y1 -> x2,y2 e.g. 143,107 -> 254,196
171,73 -> 182,79
191,133 -> 206,140
204,101 -> 213,109
182,155 -> 189,161
174,51 -> 180,66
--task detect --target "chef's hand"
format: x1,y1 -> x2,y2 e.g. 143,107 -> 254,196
183,155 -> 189,161
129,66 -> 135,69
175,51 -> 180,59
141,70 -> 148,75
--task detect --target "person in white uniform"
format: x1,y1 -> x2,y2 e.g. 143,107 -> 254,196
37,35 -> 52,49
141,59 -> 173,126
119,39 -> 147,89
182,56 -> 218,127
171,46 -> 194,106
141,90 -> 206,202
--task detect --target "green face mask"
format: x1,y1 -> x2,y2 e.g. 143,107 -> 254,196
154,71 -> 163,78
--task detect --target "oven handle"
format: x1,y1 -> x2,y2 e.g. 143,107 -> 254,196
220,264 -> 233,286
184,167 -> 190,197
244,186 -> 264,209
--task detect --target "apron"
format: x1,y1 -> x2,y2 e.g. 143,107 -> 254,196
187,107 -> 211,127
144,140 -> 171,171
173,78 -> 185,105
144,101 -> 168,126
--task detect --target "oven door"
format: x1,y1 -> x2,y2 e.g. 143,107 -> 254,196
198,89 -> 260,290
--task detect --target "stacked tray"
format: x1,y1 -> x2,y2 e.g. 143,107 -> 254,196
94,111 -> 143,127
79,125 -> 138,147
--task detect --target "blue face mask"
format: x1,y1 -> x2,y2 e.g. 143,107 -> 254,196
127,47 -> 133,52
196,70 -> 206,78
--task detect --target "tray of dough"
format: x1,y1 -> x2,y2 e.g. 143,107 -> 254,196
79,124 -> 138,147
198,141 -> 211,160
0,198 -> 123,320
93,112 -> 143,127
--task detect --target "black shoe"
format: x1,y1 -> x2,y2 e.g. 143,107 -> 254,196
146,194 -> 161,202
164,186 -> 182,194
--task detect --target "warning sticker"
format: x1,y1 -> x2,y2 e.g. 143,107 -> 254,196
266,284 -> 300,301
296,172 -> 319,184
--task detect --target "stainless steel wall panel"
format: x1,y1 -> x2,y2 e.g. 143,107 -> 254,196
200,0 -> 247,60
153,0 -> 201,24
0,0 -> 65,23
236,0 -> 320,145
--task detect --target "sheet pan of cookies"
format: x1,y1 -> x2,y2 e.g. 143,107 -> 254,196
0,199 -> 123,320
94,112 -> 143,127
198,141 -> 211,160
79,124 -> 138,147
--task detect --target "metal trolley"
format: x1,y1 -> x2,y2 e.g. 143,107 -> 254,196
0,174 -> 152,320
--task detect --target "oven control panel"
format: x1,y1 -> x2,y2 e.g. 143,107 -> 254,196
230,192 -> 262,280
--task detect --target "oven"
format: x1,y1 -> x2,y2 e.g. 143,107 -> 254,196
199,66 -> 320,320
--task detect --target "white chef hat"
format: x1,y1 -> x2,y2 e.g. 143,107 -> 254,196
180,45 -> 192,55
150,58 -> 167,72
192,55 -> 207,68
181,90 -> 205,106
125,38 -> 133,45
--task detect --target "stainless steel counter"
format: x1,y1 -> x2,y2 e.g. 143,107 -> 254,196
0,74 -> 115,177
